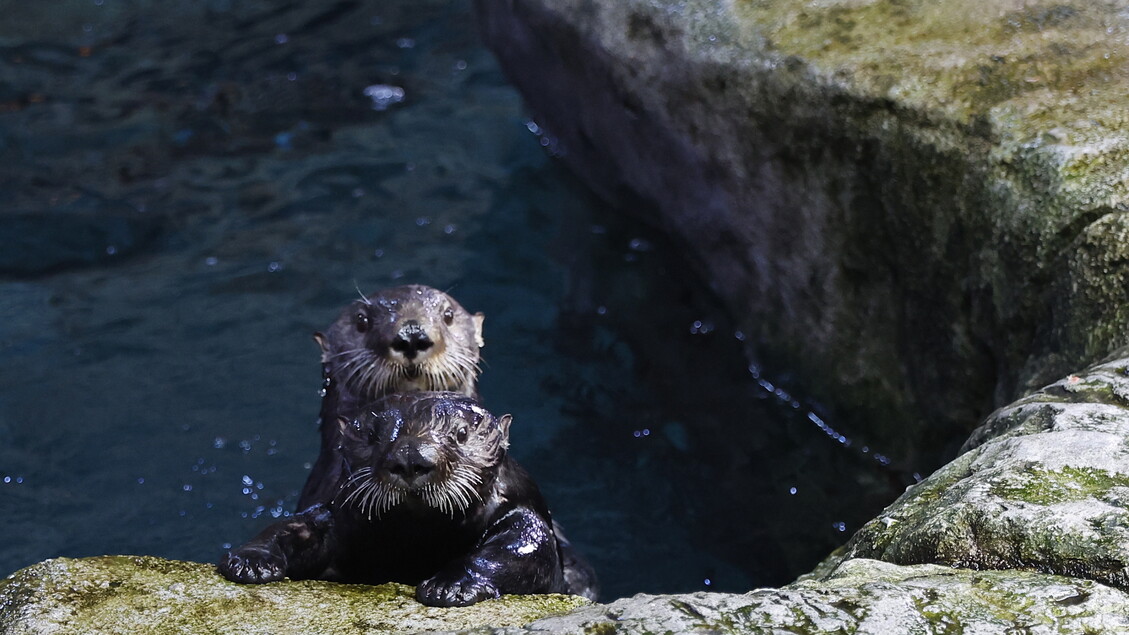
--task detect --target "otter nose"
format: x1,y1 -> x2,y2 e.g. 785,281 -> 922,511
390,321 -> 433,360
386,442 -> 436,486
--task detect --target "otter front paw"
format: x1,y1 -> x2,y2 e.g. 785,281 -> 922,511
217,547 -> 286,584
417,569 -> 500,607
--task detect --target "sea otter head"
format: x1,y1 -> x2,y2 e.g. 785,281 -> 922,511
335,391 -> 511,519
315,285 -> 485,399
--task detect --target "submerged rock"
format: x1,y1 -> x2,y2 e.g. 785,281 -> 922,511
0,556 -> 589,634
474,0 -> 1129,466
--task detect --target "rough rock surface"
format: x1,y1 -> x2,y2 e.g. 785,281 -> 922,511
9,555 -> 1129,634
487,559 -> 1129,634
840,349 -> 1129,589
474,0 -> 1129,463
0,556 -> 589,634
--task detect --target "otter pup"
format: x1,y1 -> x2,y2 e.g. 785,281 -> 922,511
299,285 -> 485,509
219,392 -> 597,606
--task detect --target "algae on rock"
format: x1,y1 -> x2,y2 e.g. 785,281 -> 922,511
840,351 -> 1129,589
474,0 -> 1129,468
486,559 -> 1129,634
0,556 -> 589,635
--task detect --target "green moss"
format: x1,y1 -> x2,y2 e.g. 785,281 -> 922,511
0,556 -> 592,634
582,622 -> 619,635
990,465 -> 1129,505
734,0 -> 1129,124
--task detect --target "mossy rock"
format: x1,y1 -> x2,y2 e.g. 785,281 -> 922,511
474,0 -> 1129,467
486,559 -> 1129,633
840,352 -> 1129,588
0,556 -> 589,634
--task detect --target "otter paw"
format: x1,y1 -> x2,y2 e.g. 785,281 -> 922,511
417,570 -> 500,607
217,547 -> 286,584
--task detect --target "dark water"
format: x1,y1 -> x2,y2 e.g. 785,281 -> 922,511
0,0 -> 915,600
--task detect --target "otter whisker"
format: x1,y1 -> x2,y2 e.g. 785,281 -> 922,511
354,281 -> 371,305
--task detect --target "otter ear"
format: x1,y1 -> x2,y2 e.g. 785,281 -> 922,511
313,332 -> 330,360
497,413 -> 512,438
472,313 -> 485,348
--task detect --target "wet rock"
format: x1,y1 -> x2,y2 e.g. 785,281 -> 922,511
487,559 -> 1129,634
841,349 -> 1129,588
474,0 -> 1129,466
0,556 -> 590,634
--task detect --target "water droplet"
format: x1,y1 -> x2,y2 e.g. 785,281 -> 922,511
415,216 -> 431,226
628,238 -> 652,252
703,578 -> 712,586
287,72 -> 297,81
443,224 -> 457,235
789,487 -> 797,495
213,437 -> 226,449
396,37 -> 415,48
363,84 -> 405,111
692,320 -> 715,334
204,256 -> 218,266
105,245 -> 117,255
182,484 -> 193,492
596,306 -> 607,316
137,477 -> 145,484
273,132 -> 292,149
241,475 -> 253,486
454,60 -> 467,71
274,33 -> 289,44
267,261 -> 281,272
373,248 -> 385,259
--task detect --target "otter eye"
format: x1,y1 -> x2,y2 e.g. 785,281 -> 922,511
456,426 -> 468,444
354,312 -> 370,333
442,308 -> 455,325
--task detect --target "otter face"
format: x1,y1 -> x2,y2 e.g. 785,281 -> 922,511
316,285 -> 485,399
335,392 -> 511,519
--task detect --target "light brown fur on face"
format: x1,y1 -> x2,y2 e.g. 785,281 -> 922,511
315,285 -> 485,400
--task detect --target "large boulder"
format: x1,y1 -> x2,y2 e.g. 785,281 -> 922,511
840,348 -> 1129,587
474,0 -> 1129,464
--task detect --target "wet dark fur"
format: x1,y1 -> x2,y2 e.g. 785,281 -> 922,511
219,392 -> 598,606
298,285 -> 484,509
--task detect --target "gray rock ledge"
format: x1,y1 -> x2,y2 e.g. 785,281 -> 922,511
474,0 -> 1129,461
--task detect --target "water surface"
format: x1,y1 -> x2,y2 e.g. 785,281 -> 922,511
0,0 -> 916,600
